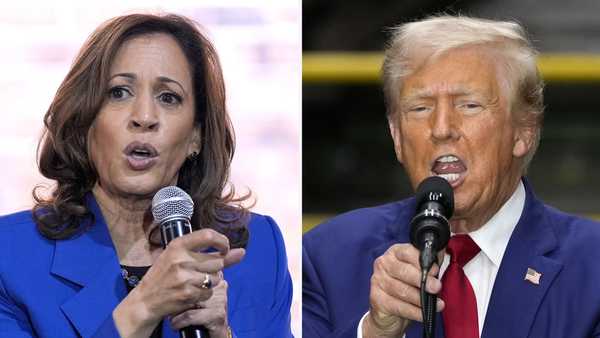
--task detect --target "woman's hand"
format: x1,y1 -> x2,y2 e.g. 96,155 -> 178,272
113,229 -> 245,338
170,274 -> 231,338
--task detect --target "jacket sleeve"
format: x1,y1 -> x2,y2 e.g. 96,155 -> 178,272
0,274 -> 35,337
259,216 -> 294,338
302,242 -> 333,337
303,239 -> 365,338
91,313 -> 122,338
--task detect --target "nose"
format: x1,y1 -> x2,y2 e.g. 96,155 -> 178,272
430,100 -> 459,142
128,94 -> 159,131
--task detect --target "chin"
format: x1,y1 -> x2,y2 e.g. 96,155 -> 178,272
116,177 -> 166,198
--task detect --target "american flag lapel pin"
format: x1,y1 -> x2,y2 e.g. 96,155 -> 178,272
525,267 -> 542,285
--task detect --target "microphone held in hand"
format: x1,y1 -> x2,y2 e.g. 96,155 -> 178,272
152,186 -> 209,338
409,176 -> 454,338
410,176 -> 453,269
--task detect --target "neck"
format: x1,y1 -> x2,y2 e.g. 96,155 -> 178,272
92,184 -> 160,265
450,177 -> 521,234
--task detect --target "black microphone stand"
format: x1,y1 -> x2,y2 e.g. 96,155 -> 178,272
409,176 -> 453,338
419,235 -> 438,338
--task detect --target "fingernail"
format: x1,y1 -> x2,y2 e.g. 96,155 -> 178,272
436,299 -> 445,312
426,279 -> 441,293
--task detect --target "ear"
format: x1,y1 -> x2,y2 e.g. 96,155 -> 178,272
388,117 -> 403,163
187,127 -> 202,156
512,124 -> 536,158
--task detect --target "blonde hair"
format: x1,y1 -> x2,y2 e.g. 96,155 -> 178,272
382,15 -> 544,169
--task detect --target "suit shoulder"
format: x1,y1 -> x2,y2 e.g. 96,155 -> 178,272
248,212 -> 285,243
245,212 -> 287,260
0,210 -> 42,242
543,205 -> 600,254
304,199 -> 412,252
0,209 -> 35,228
544,205 -> 600,234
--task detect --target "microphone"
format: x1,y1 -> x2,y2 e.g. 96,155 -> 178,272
152,186 -> 209,338
410,176 -> 453,269
409,176 -> 453,338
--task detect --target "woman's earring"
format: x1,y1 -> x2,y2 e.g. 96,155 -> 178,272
187,151 -> 199,161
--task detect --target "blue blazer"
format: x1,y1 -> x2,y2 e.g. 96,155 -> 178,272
0,195 -> 293,338
303,179 -> 600,338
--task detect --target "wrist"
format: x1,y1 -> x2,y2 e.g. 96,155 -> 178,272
363,311 -> 405,338
113,288 -> 159,338
212,325 -> 233,338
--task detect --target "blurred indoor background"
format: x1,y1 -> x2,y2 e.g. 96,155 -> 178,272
0,0 -> 301,335
303,0 -> 600,232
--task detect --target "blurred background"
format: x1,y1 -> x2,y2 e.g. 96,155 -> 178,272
0,0 -> 300,335
303,0 -> 600,232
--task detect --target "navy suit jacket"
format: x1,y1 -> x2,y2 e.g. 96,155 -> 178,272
0,195 -> 293,338
303,179 -> 600,337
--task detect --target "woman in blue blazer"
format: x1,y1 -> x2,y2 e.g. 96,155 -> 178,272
0,13 -> 292,338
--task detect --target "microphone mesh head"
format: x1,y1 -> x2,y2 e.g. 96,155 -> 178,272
152,186 -> 194,223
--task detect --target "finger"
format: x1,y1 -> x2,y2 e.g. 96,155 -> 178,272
176,229 -> 230,254
188,252 -> 226,273
189,271 -> 223,290
381,251 -> 442,293
437,248 -> 446,266
375,276 -> 422,308
371,287 -> 424,322
195,281 -> 227,309
437,298 -> 445,312
390,244 -> 420,265
378,257 -> 422,289
170,308 -> 226,330
429,263 -> 440,277
223,248 -> 245,267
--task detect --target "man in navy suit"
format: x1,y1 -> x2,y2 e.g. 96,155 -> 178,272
303,15 -> 600,338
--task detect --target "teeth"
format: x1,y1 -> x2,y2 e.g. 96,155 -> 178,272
436,173 -> 460,182
437,155 -> 459,163
131,149 -> 151,158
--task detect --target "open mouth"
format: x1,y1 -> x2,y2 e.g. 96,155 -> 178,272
431,154 -> 467,185
123,142 -> 158,170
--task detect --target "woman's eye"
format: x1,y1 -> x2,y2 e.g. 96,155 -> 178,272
159,92 -> 182,105
108,87 -> 131,100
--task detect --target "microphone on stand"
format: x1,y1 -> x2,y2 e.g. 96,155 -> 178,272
409,176 -> 453,338
152,186 -> 210,338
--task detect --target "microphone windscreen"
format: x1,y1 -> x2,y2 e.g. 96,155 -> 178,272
415,176 -> 454,219
151,186 -> 194,224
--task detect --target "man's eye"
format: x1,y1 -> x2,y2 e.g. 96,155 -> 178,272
407,106 -> 432,115
458,102 -> 484,114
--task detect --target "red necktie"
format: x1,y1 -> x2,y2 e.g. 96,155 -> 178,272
441,234 -> 481,338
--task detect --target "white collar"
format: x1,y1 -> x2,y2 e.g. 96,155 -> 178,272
466,180 -> 526,267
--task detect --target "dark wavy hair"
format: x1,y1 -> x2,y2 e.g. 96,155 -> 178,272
33,13 -> 250,248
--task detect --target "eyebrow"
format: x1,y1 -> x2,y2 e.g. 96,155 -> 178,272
109,73 -> 187,96
400,86 -> 475,104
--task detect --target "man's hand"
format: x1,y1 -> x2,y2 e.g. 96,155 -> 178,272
363,243 -> 444,337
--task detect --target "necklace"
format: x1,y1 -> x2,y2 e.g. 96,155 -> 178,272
121,267 -> 142,288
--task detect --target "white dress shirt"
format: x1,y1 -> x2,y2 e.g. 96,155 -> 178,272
357,181 -> 525,338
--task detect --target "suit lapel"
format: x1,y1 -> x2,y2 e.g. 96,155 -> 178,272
51,194 -> 127,338
372,198 -> 417,260
481,180 -> 563,338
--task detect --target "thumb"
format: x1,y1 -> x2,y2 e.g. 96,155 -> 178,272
223,248 -> 245,267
